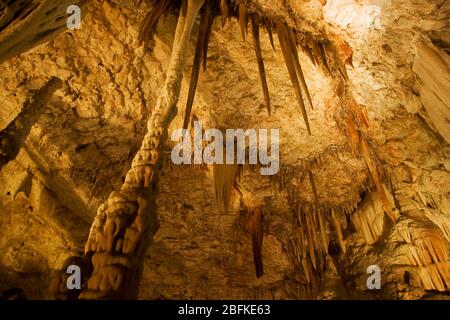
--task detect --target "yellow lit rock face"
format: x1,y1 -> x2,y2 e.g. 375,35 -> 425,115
0,0 -> 449,300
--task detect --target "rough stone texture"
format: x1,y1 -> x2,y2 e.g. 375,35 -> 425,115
0,0 -> 449,299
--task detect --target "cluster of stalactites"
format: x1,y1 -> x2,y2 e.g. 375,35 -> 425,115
394,187 -> 450,292
138,0 -> 351,135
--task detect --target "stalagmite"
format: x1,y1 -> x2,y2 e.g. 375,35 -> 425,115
2,0 -> 445,302
80,0 -> 206,299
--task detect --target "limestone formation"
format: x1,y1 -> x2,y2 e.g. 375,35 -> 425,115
0,0 -> 87,64
81,0 -> 207,299
245,207 -> 264,278
0,0 -> 448,300
413,36 -> 450,144
0,77 -> 62,169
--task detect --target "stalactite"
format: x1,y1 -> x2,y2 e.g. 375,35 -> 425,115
331,209 -> 345,253
305,209 -> 317,270
0,77 -> 63,169
250,12 -> 271,115
277,21 -> 311,134
318,208 -> 329,254
213,160 -> 238,210
298,226 -> 311,282
219,0 -> 229,27
245,207 -> 264,278
238,3 -> 248,41
334,91 -> 397,223
262,17 -> 275,51
351,192 -> 385,244
287,28 -> 314,110
138,0 -> 173,45
183,3 -> 214,129
394,187 -> 450,292
308,170 -> 319,205
202,10 -> 214,71
287,198 -> 331,295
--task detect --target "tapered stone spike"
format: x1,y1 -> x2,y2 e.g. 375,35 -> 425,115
246,208 -> 264,278
319,41 -> 332,74
287,27 -> 314,110
202,10 -> 214,71
138,0 -> 172,45
308,171 -> 319,204
251,13 -> 271,115
358,136 -> 396,223
183,4 -> 214,130
301,44 -> 316,66
238,3 -> 248,41
311,41 -> 322,66
305,210 -> 317,270
318,211 -> 329,254
299,227 -> 311,282
220,0 -> 229,27
331,209 -> 346,253
213,156 -> 237,210
277,22 -> 311,134
263,17 -> 276,51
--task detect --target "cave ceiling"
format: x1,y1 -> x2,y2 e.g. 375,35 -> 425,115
0,0 -> 449,301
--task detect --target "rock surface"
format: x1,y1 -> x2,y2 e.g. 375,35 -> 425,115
0,0 -> 449,299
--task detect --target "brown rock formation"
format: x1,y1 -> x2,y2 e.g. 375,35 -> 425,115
0,0 -> 448,300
